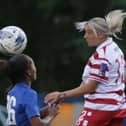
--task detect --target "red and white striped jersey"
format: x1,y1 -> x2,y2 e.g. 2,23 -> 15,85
82,37 -> 126,113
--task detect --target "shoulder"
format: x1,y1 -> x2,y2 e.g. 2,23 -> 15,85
16,83 -> 38,100
24,88 -> 37,97
96,40 -> 123,62
20,88 -> 38,104
91,50 -> 110,64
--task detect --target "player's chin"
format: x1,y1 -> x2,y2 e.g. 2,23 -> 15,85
87,42 -> 97,47
32,75 -> 37,81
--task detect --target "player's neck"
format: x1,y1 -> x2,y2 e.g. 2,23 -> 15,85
25,80 -> 31,87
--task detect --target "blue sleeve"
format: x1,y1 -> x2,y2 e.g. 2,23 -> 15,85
24,91 -> 40,119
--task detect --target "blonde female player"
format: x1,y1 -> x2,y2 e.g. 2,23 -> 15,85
45,10 -> 126,126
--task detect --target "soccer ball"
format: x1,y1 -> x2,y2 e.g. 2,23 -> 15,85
0,26 -> 27,55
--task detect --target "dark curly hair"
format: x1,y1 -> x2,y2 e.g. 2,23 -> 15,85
8,54 -> 33,84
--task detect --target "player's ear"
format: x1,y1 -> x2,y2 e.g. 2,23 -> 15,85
25,69 -> 31,78
98,31 -> 106,39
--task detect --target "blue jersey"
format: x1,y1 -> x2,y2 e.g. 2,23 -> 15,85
6,82 -> 40,126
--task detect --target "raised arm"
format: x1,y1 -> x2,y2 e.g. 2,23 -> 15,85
45,79 -> 98,104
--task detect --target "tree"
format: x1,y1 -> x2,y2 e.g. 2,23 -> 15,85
1,0 -> 126,105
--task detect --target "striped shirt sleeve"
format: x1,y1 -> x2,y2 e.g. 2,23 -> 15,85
88,51 -> 110,84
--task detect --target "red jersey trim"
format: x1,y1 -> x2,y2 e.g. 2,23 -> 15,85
93,51 -> 111,64
94,90 -> 124,96
87,60 -> 109,70
85,98 -> 119,105
89,73 -> 108,80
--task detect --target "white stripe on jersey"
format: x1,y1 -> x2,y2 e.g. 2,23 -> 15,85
84,101 -> 126,111
82,37 -> 126,111
84,92 -> 124,101
88,75 -> 108,84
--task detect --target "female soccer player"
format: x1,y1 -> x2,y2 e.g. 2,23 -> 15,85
45,10 -> 126,126
1,54 -> 59,126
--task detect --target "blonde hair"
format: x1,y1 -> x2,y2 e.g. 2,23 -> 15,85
75,10 -> 126,39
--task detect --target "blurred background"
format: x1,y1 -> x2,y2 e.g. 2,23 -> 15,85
0,0 -> 126,126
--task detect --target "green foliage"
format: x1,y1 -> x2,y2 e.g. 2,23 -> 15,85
0,0 -> 126,105
111,0 -> 126,8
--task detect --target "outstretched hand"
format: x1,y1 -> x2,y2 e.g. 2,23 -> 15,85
44,91 -> 65,105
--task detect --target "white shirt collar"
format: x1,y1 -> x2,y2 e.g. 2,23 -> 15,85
96,37 -> 113,50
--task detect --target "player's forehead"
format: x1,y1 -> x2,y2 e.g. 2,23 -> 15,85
84,24 -> 94,32
26,56 -> 35,67
27,56 -> 35,67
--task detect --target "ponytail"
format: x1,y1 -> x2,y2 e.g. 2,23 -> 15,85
75,9 -> 126,39
105,9 -> 126,39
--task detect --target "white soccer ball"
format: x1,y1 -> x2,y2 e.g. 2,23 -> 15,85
0,26 -> 27,55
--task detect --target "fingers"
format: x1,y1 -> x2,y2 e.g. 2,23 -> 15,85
44,92 -> 66,107
48,99 -> 58,107
44,91 -> 60,104
48,103 -> 60,117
